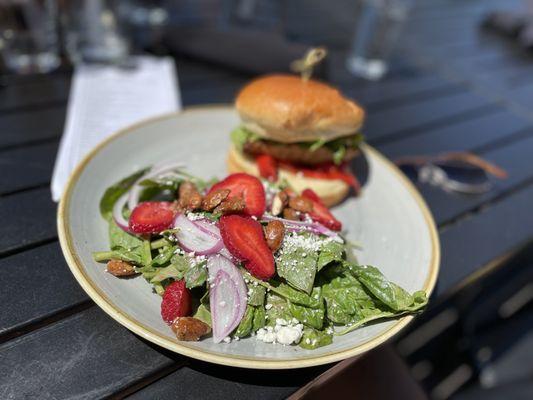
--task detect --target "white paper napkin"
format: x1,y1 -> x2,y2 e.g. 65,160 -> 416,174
51,56 -> 181,201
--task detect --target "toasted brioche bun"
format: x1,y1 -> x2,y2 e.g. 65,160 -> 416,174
236,74 -> 365,144
227,145 -> 349,207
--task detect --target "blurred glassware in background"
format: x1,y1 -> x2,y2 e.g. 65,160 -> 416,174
0,0 -> 60,74
346,0 -> 415,80
117,0 -> 168,52
61,0 -> 130,65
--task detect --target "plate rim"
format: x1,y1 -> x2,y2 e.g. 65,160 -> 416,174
57,105 -> 440,369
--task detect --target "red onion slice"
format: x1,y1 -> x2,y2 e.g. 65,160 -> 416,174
219,246 -> 235,261
193,220 -> 239,260
173,214 -> 223,255
194,219 -> 220,239
127,162 -> 185,210
112,193 -> 131,232
207,255 -> 247,343
262,214 -> 343,242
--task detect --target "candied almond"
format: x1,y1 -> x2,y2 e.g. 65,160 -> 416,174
171,317 -> 211,341
288,196 -> 313,213
213,196 -> 245,214
264,220 -> 285,252
283,207 -> 300,221
178,181 -> 203,210
107,260 -> 136,277
202,188 -> 230,211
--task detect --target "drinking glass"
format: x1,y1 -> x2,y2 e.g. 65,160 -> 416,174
61,0 -> 130,65
0,0 -> 60,74
346,0 -> 415,80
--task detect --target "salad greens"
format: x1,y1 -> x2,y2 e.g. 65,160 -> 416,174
100,168 -> 149,219
94,166 -> 428,349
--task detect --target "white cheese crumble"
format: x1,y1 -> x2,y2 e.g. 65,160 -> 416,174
186,212 -> 205,221
277,232 -> 334,257
255,319 -> 303,345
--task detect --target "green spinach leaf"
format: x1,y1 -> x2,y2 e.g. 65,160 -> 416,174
276,238 -> 318,294
299,328 -> 332,349
151,246 -> 176,268
100,168 -> 148,219
322,272 -> 375,324
317,240 -> 345,271
150,264 -> 184,283
235,306 -> 255,338
184,261 -> 207,289
171,253 -> 191,271
109,220 -> 143,251
193,304 -> 212,327
247,284 -> 266,306
272,283 -> 323,309
349,265 -> 427,312
265,293 -> 292,327
253,306 -> 266,331
289,303 -> 324,330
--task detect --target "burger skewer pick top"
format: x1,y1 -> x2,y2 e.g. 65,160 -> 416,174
228,48 -> 366,207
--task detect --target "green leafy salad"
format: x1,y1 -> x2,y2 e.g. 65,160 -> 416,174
93,164 -> 428,348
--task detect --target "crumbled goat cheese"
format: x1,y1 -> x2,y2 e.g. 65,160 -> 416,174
255,319 -> 303,345
186,212 -> 205,221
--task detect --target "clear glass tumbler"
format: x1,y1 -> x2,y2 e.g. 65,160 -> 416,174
346,0 -> 415,80
61,0 -> 130,65
0,0 -> 60,74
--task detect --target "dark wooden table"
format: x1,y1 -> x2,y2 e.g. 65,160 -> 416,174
1,0 -> 532,398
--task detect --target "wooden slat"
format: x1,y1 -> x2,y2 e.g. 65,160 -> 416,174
365,91 -> 495,142
377,109 -> 532,158
505,82 -> 533,110
344,76 -> 463,111
0,141 -> 58,195
0,307 -> 178,399
0,74 -> 69,112
0,242 -> 88,339
437,183 -> 533,295
0,188 -> 57,255
0,105 -> 65,149
127,361 -> 326,400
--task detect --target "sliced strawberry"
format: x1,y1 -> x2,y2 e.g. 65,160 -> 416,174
302,188 -> 324,205
207,173 -> 266,217
129,201 -> 176,234
301,193 -> 342,231
161,280 -> 192,324
219,215 -> 275,280
256,154 -> 278,182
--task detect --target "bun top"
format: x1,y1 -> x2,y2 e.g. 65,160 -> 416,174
235,74 -> 365,143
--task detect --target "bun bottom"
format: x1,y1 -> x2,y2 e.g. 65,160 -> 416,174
227,145 -> 350,207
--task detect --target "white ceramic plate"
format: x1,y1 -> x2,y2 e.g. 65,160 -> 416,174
58,106 -> 440,369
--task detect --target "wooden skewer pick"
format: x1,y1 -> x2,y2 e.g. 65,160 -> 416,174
290,47 -> 328,81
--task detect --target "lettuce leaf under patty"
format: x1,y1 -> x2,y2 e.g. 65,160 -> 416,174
230,126 -> 364,165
